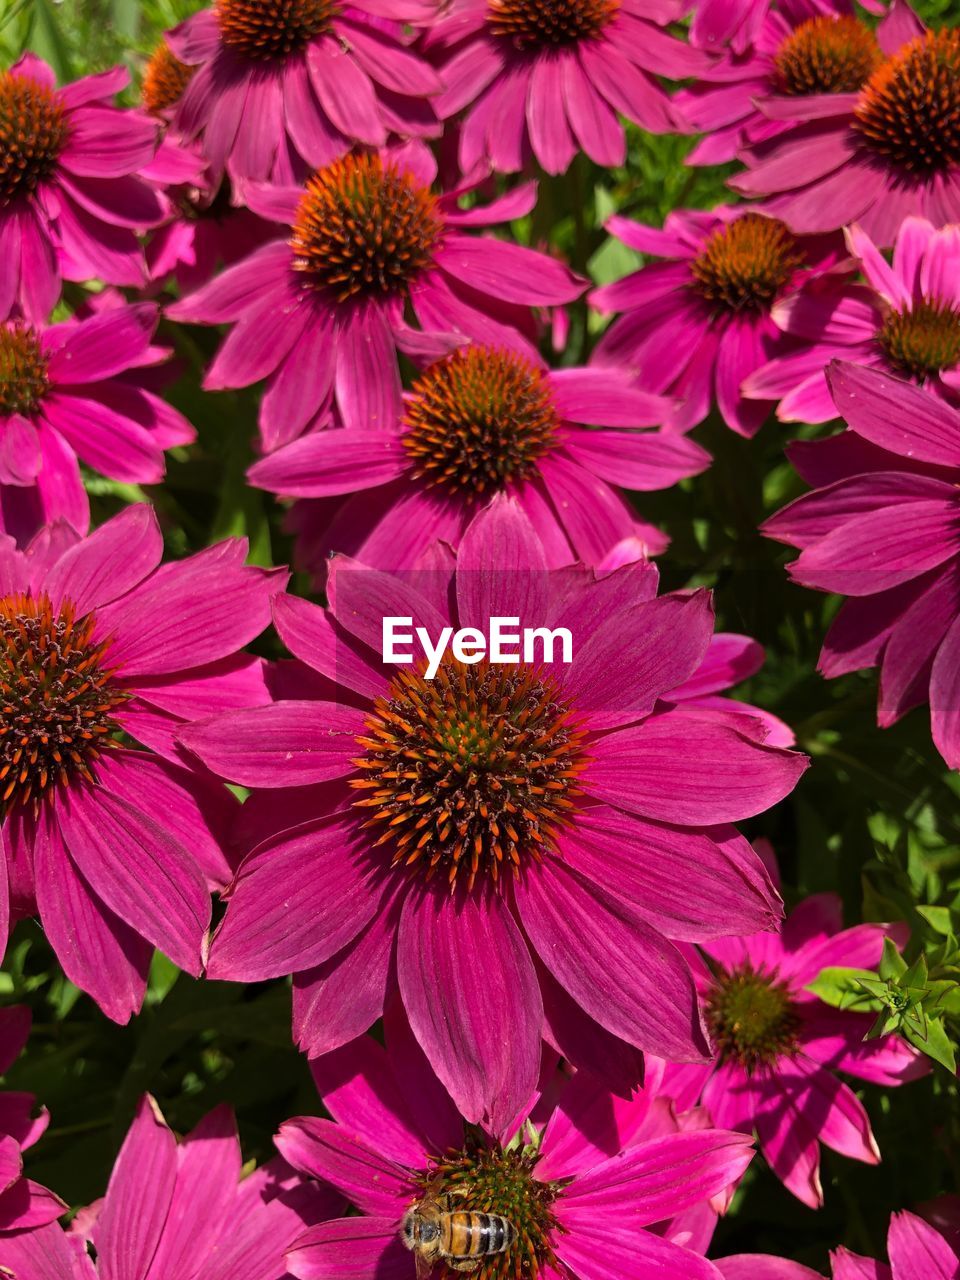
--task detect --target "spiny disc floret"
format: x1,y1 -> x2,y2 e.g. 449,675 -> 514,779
216,0 -> 337,59
879,298 -> 960,379
706,962 -> 802,1073
290,155 -> 442,302
142,40 -> 195,114
0,71 -> 69,206
487,0 -> 619,48
854,30 -> 960,177
352,659 -> 587,891
0,593 -> 126,814
419,1133 -> 561,1280
691,214 -> 802,313
402,348 -> 559,498
774,15 -> 881,96
0,325 -> 49,416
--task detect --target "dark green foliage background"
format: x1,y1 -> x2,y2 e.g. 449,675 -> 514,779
1,0 -> 958,1267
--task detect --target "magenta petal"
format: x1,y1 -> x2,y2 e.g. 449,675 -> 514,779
516,855 -> 710,1061
538,960 -> 643,1096
715,1259 -> 822,1280
206,816 -> 380,981
276,1119 -> 408,1218
0,1135 -> 20,1196
562,56 -> 625,167
454,495 -> 549,630
145,1106 -> 242,1280
335,307 -> 401,431
31,806 -> 151,1023
564,590 -> 713,728
587,710 -> 808,824
397,888 -> 542,1133
44,502 -> 162,614
292,880 -> 401,1058
57,782 -> 209,975
931,612 -> 960,767
554,1215 -> 724,1280
272,593 -> 388,699
564,1127 -> 754,1224
310,1033 -> 442,1168
559,807 -> 781,940
0,1221 -> 77,1277
828,362 -> 960,467
41,392 -> 164,484
437,232 -> 585,305
96,540 -> 284,676
179,701 -> 363,787
167,242 -> 293,323
789,499 -> 960,597
249,429 -> 407,497
45,302 -> 155,383
526,55 -> 577,174
887,1212 -> 960,1280
307,41 -> 386,145
286,1217 -> 410,1280
96,1096 -> 178,1280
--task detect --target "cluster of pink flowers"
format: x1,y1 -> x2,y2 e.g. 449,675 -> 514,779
0,0 -> 958,1273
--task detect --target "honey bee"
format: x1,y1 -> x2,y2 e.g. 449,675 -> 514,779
401,1178 -> 518,1278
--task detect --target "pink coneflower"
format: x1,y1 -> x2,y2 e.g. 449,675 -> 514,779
676,6 -> 883,166
179,496 -> 806,1128
0,300 -> 195,546
166,0 -> 442,186
247,343 -> 710,568
674,843 -> 926,1208
0,55 -> 164,322
746,217 -> 960,421
729,8 -> 960,244
716,1210 -> 960,1279
0,1094 -> 342,1280
424,0 -> 711,176
0,504 -> 284,1022
764,360 -> 960,769
591,206 -> 840,436
0,1006 -> 63,1239
167,147 -> 585,445
277,1019 -> 755,1280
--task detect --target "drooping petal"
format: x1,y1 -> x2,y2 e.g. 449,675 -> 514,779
396,887 -> 542,1133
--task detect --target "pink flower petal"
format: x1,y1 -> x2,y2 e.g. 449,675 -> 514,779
206,816 -> 380,981
95,1096 -> 178,1280
397,887 -> 541,1133
587,709 -> 808,824
180,700 -> 363,787
515,855 -> 711,1061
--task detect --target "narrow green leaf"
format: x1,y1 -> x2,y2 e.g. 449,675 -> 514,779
26,0 -> 72,81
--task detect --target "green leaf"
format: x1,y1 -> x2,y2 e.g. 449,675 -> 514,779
904,1013 -> 958,1073
879,935 -> 908,981
917,905 -> 956,935
26,0 -> 72,81
807,967 -> 881,1010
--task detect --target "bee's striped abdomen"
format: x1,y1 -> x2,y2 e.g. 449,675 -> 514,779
440,1212 -> 517,1259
